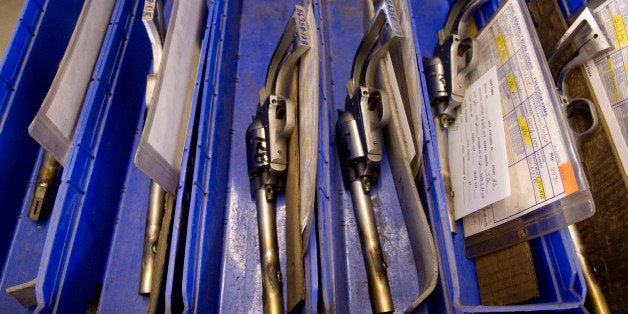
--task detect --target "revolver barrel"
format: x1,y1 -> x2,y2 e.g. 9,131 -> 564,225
349,178 -> 393,313
255,185 -> 284,314
139,181 -> 166,295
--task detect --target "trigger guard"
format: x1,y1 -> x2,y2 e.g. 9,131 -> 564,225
374,92 -> 390,130
278,98 -> 296,141
565,97 -> 599,138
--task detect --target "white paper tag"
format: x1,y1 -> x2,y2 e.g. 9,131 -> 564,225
449,67 -> 511,219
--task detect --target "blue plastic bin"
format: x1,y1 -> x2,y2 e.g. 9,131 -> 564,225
176,0 -> 320,312
411,0 -> 587,312
315,0 -> 439,312
162,3 -> 212,312
0,0 -> 83,278
0,0 -> 592,312
0,0 -> 204,311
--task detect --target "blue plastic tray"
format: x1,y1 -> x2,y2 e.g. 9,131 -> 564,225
0,0 -> 203,311
177,0 -> 319,312
84,0 -> 206,311
411,0 -> 587,312
0,0 -> 144,310
0,0 -> 83,277
163,4 -> 212,312
0,0 -> 591,312
316,0 -> 438,312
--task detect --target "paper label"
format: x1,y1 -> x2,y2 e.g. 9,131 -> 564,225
461,0 -> 578,236
449,67 -> 511,219
584,0 -> 628,177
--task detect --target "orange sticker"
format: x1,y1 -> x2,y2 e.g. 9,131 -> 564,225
559,161 -> 578,195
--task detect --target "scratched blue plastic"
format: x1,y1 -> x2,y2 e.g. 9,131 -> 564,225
0,0 -> 590,312
411,0 -> 586,312
0,0 -> 152,311
557,0 -> 587,18
163,4 -> 212,312
33,0 -> 153,311
0,0 -> 83,287
179,0 -> 318,312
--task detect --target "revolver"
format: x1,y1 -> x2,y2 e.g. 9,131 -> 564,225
245,6 -> 310,313
334,0 -> 402,312
547,7 -> 612,313
423,0 -> 488,129
548,7 -> 612,138
422,0 -> 486,233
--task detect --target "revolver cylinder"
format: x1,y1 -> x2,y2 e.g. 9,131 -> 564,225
246,119 -> 269,179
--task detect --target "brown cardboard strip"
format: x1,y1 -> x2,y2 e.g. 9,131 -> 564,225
475,241 -> 539,306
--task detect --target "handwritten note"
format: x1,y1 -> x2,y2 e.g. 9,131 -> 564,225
449,67 -> 511,219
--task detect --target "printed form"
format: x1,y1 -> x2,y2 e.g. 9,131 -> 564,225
585,0 -> 628,175
458,0 -> 579,237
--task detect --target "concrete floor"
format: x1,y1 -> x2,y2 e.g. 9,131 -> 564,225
0,0 -> 25,59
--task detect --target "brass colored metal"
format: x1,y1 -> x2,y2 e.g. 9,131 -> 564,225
569,225 -> 610,313
256,186 -> 284,314
349,179 -> 394,313
139,181 -> 166,295
28,151 -> 59,221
